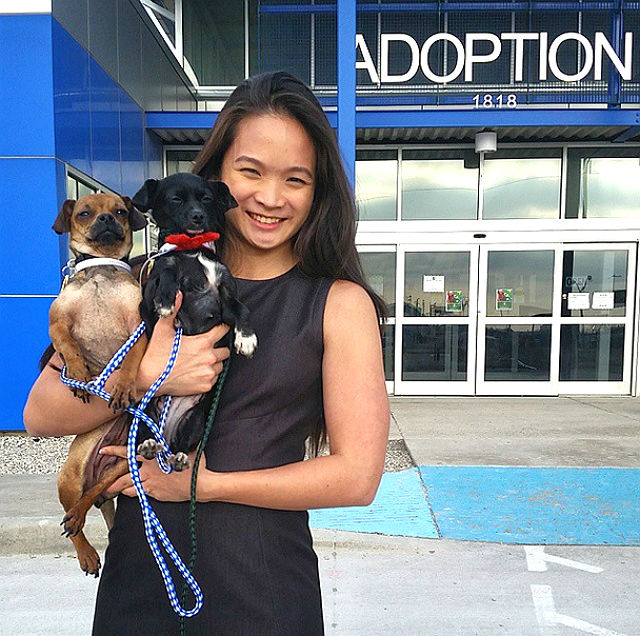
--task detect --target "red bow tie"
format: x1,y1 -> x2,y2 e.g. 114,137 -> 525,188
164,232 -> 220,251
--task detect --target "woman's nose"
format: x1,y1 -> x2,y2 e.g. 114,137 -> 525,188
254,179 -> 284,209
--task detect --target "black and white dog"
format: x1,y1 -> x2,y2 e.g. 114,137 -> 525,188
132,172 -> 257,468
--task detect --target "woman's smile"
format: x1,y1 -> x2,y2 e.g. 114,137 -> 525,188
245,210 -> 287,226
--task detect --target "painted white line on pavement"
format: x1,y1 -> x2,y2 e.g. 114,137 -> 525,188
525,545 -> 604,573
531,585 -> 627,636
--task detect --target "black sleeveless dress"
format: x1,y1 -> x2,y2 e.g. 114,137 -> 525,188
92,265 -> 332,636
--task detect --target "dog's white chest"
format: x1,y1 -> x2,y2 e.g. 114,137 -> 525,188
196,254 -> 223,290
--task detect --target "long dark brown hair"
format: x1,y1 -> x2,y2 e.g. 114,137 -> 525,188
193,71 -> 387,452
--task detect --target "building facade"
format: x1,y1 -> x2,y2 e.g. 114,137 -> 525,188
2,0 -> 640,429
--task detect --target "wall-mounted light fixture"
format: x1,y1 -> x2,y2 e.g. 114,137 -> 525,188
475,131 -> 497,154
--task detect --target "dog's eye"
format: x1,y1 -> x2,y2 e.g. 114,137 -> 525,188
77,210 -> 91,218
115,209 -> 127,216
171,196 -> 182,204
201,195 -> 212,203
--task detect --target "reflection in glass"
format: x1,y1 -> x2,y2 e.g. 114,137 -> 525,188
483,156 -> 561,219
402,325 -> 467,381
562,250 -> 627,318
404,252 -> 470,317
166,150 -> 199,176
401,149 -> 478,220
183,0 -> 245,85
360,252 -> 396,317
582,159 -> 640,218
486,251 -> 554,317
566,148 -> 640,218
560,325 -> 624,381
66,176 -> 77,199
382,324 -> 394,381
356,150 -> 397,221
484,324 -> 551,381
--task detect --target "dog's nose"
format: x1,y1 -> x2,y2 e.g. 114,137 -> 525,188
189,211 -> 204,225
97,213 -> 115,225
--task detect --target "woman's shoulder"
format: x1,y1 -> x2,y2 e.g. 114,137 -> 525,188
323,279 -> 378,335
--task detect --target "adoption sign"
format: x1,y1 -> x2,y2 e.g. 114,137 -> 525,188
356,32 -> 634,84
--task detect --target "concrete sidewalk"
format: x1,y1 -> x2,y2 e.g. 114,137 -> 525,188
389,396 -> 640,467
2,395 -> 640,554
2,397 -> 640,636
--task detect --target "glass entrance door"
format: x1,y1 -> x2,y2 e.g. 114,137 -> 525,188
475,243 -> 636,395
557,245 -> 635,394
394,245 -> 478,395
476,245 -> 559,395
392,242 -> 636,396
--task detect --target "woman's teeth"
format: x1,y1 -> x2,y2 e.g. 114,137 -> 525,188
248,212 -> 283,225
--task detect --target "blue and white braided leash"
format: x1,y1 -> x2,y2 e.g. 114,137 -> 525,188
59,321 -> 204,617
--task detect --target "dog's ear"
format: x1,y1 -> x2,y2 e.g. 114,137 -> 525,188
121,196 -> 148,231
52,199 -> 76,235
207,180 -> 238,212
132,179 -> 158,212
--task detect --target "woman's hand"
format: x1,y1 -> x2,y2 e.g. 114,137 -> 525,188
101,445 -> 211,502
136,291 -> 231,396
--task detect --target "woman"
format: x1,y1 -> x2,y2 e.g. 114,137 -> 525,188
24,71 -> 389,635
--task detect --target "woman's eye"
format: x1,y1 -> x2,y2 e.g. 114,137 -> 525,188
288,177 -> 307,185
240,168 -> 259,176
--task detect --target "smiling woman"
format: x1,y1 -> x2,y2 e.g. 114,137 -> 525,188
85,71 -> 391,636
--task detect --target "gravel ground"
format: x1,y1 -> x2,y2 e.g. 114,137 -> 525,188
0,433 -> 414,475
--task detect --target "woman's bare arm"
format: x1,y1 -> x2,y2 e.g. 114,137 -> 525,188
105,280 -> 390,509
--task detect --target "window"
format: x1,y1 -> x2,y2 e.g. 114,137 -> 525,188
166,149 -> 200,176
356,150 -> 397,221
566,147 -> 640,218
482,148 -> 561,220
401,149 -> 478,220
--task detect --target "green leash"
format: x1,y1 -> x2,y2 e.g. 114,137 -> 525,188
179,355 -> 231,636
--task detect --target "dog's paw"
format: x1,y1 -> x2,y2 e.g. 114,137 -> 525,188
109,383 -> 137,412
137,439 -> 159,460
77,545 -> 101,578
234,330 -> 258,357
154,298 -> 175,318
170,452 -> 190,472
61,505 -> 87,538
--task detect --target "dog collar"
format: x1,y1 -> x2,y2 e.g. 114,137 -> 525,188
163,232 -> 220,252
63,257 -> 133,278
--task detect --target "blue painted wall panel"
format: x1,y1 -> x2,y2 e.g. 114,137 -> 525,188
120,87 -> 145,197
0,15 -> 55,157
89,58 -> 122,193
0,159 -> 63,295
52,18 -> 91,176
0,297 -> 55,430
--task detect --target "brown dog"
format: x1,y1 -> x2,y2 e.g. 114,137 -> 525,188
49,193 -> 147,576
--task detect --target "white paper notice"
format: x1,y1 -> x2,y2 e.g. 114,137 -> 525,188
592,292 -> 614,310
423,275 -> 445,293
567,292 -> 590,310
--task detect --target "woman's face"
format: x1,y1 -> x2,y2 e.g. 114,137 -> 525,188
219,113 -> 316,260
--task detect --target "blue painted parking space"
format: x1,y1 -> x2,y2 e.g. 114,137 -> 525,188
309,468 -> 438,538
420,466 -> 640,545
310,466 -> 640,546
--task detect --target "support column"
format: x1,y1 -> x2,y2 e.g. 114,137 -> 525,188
337,0 -> 356,187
